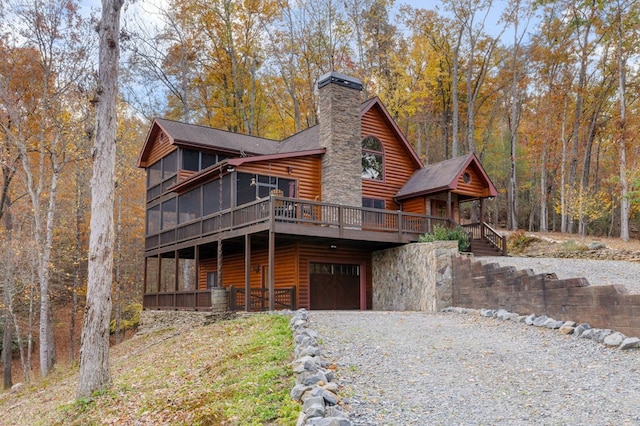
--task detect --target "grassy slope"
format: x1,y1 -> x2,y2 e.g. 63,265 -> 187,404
0,314 -> 299,425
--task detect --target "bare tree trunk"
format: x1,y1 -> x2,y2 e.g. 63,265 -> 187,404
2,291 -> 12,390
114,191 -> 122,345
70,166 -> 83,363
78,0 -> 123,398
38,165 -> 61,377
560,97 -> 568,233
451,25 -> 463,157
567,13 -> 592,234
2,199 -> 13,389
617,0 -> 629,241
539,147 -> 548,232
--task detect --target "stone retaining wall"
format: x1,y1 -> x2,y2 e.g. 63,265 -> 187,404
372,241 -> 457,311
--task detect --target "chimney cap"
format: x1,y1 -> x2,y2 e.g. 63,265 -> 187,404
318,71 -> 363,91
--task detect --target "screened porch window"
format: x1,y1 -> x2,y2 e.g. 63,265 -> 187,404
203,175 -> 231,216
236,172 -> 296,206
161,197 -> 177,229
178,187 -> 201,223
181,149 -> 229,172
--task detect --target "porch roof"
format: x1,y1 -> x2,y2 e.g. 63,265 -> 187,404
395,153 -> 498,200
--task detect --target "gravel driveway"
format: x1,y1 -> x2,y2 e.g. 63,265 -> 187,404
311,310 -> 640,425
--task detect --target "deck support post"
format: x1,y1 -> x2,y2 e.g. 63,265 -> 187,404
157,254 -> 162,292
245,234 -> 251,312
195,245 -> 200,289
268,230 -> 275,311
174,250 -> 179,292
143,257 -> 148,295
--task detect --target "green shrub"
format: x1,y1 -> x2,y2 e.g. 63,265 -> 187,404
419,225 -> 471,252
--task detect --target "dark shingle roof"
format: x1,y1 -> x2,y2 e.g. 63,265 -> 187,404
155,118 -> 280,155
278,125 -> 320,153
396,154 -> 476,199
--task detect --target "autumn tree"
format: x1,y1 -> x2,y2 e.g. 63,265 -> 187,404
78,0 -> 124,398
0,0 -> 94,377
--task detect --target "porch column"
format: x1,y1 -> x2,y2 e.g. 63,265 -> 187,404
268,231 -> 275,311
245,234 -> 251,312
447,192 -> 452,224
480,198 -> 485,223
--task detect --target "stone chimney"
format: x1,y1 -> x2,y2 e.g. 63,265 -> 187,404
317,71 -> 363,207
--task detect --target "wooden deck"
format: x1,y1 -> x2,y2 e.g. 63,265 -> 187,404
145,196 -> 452,254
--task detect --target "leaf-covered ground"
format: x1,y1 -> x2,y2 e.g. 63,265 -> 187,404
0,314 -> 299,425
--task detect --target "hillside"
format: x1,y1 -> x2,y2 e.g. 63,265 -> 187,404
0,314 -> 299,425
505,230 -> 640,261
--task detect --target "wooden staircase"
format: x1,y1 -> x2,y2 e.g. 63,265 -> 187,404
469,237 -> 504,257
461,222 -> 507,257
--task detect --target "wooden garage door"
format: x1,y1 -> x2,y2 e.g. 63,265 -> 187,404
310,263 -> 360,310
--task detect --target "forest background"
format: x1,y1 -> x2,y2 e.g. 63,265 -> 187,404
1,0 -> 639,386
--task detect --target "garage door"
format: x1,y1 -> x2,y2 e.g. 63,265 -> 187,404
310,263 -> 360,310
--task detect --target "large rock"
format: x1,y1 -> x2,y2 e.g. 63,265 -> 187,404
604,332 -> 626,347
620,337 -> 640,350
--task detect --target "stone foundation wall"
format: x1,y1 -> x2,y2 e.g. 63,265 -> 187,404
372,242 -> 457,311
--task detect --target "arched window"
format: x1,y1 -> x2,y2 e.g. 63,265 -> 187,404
362,136 -> 384,180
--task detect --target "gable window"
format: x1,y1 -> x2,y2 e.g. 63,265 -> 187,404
362,136 -> 384,180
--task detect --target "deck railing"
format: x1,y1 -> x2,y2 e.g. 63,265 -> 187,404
142,286 -> 297,312
143,289 -> 213,311
228,286 -> 296,312
146,196 -> 452,251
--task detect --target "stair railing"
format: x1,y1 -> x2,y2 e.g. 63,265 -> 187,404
481,222 -> 507,256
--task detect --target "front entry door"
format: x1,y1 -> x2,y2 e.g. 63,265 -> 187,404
310,263 -> 360,310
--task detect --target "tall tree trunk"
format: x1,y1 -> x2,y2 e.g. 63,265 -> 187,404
451,26 -> 463,157
114,191 -> 122,344
539,147 -> 548,232
2,198 -> 13,389
70,166 -> 83,363
2,288 -> 12,390
567,15 -> 592,234
39,165 -> 61,377
78,0 -> 123,398
617,0 -> 629,241
560,97 -> 568,233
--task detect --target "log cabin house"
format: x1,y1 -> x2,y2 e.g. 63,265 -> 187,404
138,72 -> 500,312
